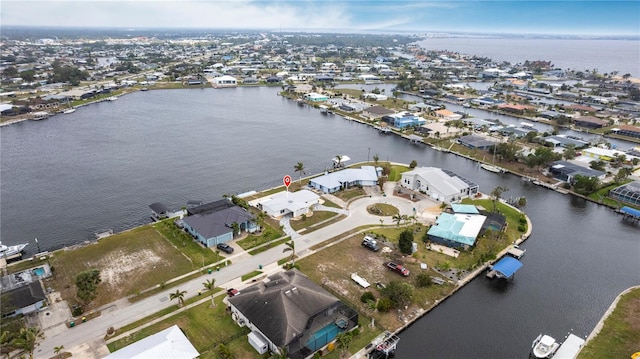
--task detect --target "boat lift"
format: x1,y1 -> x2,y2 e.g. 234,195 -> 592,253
486,256 -> 523,280
369,331 -> 400,359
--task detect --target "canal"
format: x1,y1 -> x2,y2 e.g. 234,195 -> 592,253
1,87 -> 638,357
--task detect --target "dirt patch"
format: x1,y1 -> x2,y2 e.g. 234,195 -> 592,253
96,249 -> 163,292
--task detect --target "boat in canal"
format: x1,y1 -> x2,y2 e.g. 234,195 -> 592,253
531,334 -> 559,358
0,241 -> 28,258
480,163 -> 505,173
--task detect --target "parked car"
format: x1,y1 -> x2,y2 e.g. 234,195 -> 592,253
217,243 -> 234,254
362,235 -> 380,252
386,262 -> 410,277
227,288 -> 239,297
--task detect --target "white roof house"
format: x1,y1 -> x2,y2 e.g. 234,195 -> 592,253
400,167 -> 479,203
104,325 -> 199,359
309,166 -> 378,194
253,189 -> 320,218
212,75 -> 237,88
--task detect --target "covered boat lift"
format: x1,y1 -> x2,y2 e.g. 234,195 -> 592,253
486,256 -> 523,280
619,206 -> 640,222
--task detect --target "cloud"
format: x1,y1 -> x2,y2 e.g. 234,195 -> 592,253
0,0 -> 354,29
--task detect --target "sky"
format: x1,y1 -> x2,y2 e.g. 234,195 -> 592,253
1,0 -> 639,36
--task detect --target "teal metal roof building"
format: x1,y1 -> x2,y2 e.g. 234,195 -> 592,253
427,212 -> 486,249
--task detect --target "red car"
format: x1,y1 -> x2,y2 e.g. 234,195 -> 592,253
227,288 -> 240,297
386,262 -> 410,277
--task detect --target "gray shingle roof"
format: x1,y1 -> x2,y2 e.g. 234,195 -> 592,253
183,206 -> 254,239
228,270 -> 340,347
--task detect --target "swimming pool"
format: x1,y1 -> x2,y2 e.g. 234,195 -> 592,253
32,267 -> 45,276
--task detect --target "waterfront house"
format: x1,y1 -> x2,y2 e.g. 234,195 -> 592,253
362,105 -> 395,120
309,166 -> 378,194
549,161 -> 606,183
251,189 -> 320,219
542,135 -> 589,149
400,167 -> 479,203
104,325 -> 199,359
303,92 -> 329,102
435,109 -> 462,121
389,112 -> 427,129
226,269 -> 359,359
609,181 -> 640,206
456,135 -> 497,150
182,200 -> 257,248
611,124 -> 640,139
573,116 -> 608,129
426,212 -> 486,249
212,75 -> 238,88
581,147 -> 636,163
2,282 -> 47,318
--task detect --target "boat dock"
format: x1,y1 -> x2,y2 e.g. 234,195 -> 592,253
486,256 -> 523,280
551,333 -> 585,359
95,229 -> 114,240
507,246 -> 526,259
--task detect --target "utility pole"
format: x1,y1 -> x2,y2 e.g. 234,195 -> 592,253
367,147 -> 371,163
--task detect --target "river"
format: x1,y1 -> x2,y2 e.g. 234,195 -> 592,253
1,87 -> 638,357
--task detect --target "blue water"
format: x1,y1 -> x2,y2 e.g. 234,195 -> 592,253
33,267 -> 45,276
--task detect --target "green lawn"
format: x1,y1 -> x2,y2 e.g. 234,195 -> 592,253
388,165 -> 410,182
236,226 -> 282,251
578,287 -> 640,359
290,211 -> 339,231
107,296 -> 252,358
154,220 -> 222,266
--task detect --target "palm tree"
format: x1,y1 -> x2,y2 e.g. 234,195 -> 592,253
373,154 -> 379,166
334,155 -> 343,168
392,214 -> 402,227
169,289 -> 187,307
13,327 -> 44,359
54,345 -> 65,355
283,240 -> 295,266
294,162 -> 305,184
202,279 -> 216,307
490,186 -> 509,213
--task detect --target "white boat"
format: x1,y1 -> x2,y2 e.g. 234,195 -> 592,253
531,334 -> 560,358
481,163 -> 504,173
106,96 -> 118,101
63,108 -> 76,114
0,241 -> 28,258
30,111 -> 50,121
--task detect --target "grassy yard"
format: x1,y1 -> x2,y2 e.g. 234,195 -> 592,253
289,210 -> 339,231
578,287 -> 640,359
388,165 -> 410,182
43,225 -> 195,310
236,225 -> 283,251
330,187 -> 367,202
107,296 -> 255,359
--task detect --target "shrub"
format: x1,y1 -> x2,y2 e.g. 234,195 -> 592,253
360,291 -> 375,303
377,298 -> 393,312
518,224 -> 526,232
519,217 -> 527,225
216,344 -> 233,359
72,305 -> 84,317
415,273 -> 432,287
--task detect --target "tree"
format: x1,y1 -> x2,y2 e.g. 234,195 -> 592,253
336,331 -> 354,355
392,213 -> 402,227
294,161 -> 305,184
380,280 -> 413,309
283,240 -> 296,266
589,160 -> 606,171
54,345 -> 65,355
563,144 -> 577,160
373,154 -> 380,166
573,175 -> 599,195
13,327 -> 44,359
75,269 -> 101,304
170,289 -> 187,307
490,186 -> 509,213
334,155 -> 343,168
202,279 -> 216,307
615,168 -> 632,182
409,160 -> 418,169
398,229 -> 414,255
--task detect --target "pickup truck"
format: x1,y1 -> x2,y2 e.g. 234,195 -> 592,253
362,236 -> 380,252
386,262 -> 410,277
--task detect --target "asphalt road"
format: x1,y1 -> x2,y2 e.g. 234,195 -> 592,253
35,184 -> 437,358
